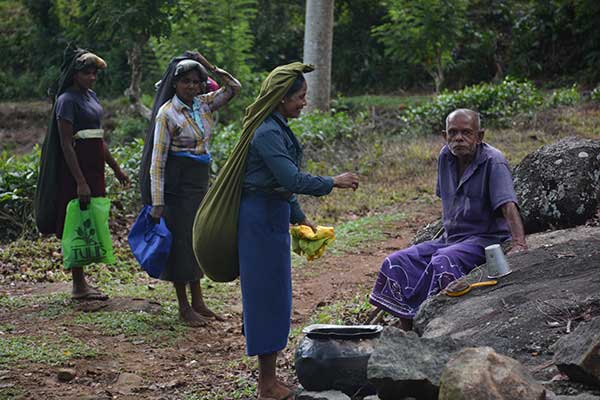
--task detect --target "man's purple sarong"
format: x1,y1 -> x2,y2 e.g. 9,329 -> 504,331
369,238 -> 485,318
370,143 -> 518,319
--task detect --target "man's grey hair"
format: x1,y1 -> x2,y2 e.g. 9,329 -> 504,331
445,109 -> 481,130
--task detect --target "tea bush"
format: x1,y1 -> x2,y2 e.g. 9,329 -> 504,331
0,140 -> 145,242
0,109 -> 362,241
209,110 -> 363,173
397,77 -> 544,135
591,85 -> 600,103
0,148 -> 39,241
548,85 -> 580,108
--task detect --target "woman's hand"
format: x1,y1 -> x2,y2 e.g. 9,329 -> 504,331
192,51 -> 216,73
115,168 -> 130,186
333,172 -> 359,190
299,219 -> 317,233
77,182 -> 92,210
150,206 -> 164,222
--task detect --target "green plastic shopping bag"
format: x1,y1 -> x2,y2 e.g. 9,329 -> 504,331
62,197 -> 115,269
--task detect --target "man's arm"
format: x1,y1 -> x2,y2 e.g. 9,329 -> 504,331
501,202 -> 528,254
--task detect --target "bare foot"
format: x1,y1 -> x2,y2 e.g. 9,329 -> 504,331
192,304 -> 225,321
179,308 -> 209,327
72,286 -> 108,301
258,381 -> 294,400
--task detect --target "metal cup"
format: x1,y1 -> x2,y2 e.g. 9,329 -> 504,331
485,244 -> 512,279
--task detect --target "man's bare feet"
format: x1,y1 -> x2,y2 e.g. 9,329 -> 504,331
179,308 -> 209,327
192,304 -> 225,321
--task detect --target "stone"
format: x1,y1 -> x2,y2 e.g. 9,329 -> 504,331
513,137 -> 600,233
296,390 -> 351,400
552,317 -> 600,387
438,347 -> 547,400
111,372 -> 144,394
555,395 -> 600,400
413,226 -> 600,398
367,327 -> 463,400
56,368 -> 76,382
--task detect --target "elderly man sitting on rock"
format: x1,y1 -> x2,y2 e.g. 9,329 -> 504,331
369,108 -> 527,330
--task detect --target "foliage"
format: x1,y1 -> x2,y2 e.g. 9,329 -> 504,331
548,85 -> 581,108
591,86 -> 600,103
398,77 -> 543,136
209,110 -> 362,173
0,149 -> 39,241
110,115 -> 148,144
289,111 -> 361,149
372,0 -> 469,92
151,0 -> 259,123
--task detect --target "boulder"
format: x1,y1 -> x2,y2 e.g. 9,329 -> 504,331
554,395 -> 600,400
414,226 -> 600,385
552,317 -> 600,387
367,327 -> 463,400
438,347 -> 546,400
513,137 -> 600,233
296,390 -> 351,400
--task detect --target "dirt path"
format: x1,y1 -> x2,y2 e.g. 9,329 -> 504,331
0,203 -> 439,400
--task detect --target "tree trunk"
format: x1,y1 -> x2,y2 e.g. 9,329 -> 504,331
433,48 -> 444,93
303,0 -> 334,113
125,41 -> 151,120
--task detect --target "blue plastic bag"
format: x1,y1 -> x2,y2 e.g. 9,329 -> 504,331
128,206 -> 172,278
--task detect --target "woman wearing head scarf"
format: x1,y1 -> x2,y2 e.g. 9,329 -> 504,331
36,46 -> 130,300
238,67 -> 359,400
139,51 -> 240,327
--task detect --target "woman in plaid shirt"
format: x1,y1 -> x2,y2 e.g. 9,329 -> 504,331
146,52 -> 240,326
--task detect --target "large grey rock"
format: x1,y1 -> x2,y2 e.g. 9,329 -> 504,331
367,327 -> 463,400
552,317 -> 600,387
296,390 -> 350,400
555,395 -> 600,400
414,226 -> 600,384
513,137 -> 600,233
438,347 -> 546,400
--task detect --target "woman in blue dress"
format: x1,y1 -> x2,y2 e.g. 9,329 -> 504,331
238,73 -> 359,400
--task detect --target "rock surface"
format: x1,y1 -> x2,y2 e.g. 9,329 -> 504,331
296,390 -> 351,400
367,327 -> 463,400
413,226 -> 600,397
438,347 -> 546,400
111,372 -> 144,395
513,137 -> 600,234
552,317 -> 600,387
56,368 -> 77,382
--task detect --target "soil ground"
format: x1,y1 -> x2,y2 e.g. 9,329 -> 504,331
0,202 -> 440,400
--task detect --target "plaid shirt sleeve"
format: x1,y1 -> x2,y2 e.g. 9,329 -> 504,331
149,109 -> 172,206
200,70 -> 241,112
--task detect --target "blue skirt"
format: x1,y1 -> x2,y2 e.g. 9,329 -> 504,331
238,192 -> 292,356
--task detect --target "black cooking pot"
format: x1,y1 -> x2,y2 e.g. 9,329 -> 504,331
294,324 -> 383,396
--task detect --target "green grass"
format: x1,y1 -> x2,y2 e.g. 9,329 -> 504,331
0,334 -> 96,366
331,212 -> 407,255
0,387 -> 26,400
73,305 -> 187,345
